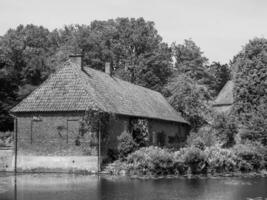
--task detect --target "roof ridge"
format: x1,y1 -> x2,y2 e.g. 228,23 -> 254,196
83,66 -> 161,95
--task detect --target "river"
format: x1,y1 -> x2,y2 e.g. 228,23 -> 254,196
0,173 -> 266,200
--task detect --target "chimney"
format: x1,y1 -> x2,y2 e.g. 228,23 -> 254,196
69,54 -> 83,70
105,62 -> 112,75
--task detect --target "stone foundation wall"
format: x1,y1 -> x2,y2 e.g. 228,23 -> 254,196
16,156 -> 98,173
0,149 -> 14,171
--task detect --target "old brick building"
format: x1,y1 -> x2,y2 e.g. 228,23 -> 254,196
11,55 -> 189,173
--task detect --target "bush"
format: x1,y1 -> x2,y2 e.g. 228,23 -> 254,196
186,126 -> 218,148
126,146 -> 175,175
205,146 -> 239,173
212,113 -> 237,148
191,137 -> 206,150
181,147 -> 208,174
233,142 -> 266,171
104,160 -> 130,175
117,131 -> 138,159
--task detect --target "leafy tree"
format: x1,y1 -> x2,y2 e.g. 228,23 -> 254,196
232,38 -> 267,144
207,62 -> 231,97
0,25 -> 58,131
165,74 -> 212,131
172,39 -> 209,84
0,68 -> 18,131
0,25 -> 57,86
54,18 -> 173,91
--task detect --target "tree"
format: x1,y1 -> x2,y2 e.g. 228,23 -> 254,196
232,38 -> 267,144
207,62 -> 231,97
172,39 -> 209,84
54,18 -> 173,91
0,24 -> 58,131
0,68 -> 18,131
165,74 -> 212,131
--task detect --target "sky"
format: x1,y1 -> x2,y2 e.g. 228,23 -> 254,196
0,0 -> 267,63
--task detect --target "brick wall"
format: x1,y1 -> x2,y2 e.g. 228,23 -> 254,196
15,112 -> 128,172
15,112 -> 99,172
16,112 -> 96,156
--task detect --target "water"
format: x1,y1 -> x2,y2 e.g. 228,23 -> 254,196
0,173 -> 266,200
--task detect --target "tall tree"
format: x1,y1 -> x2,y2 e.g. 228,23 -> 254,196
0,24 -> 58,131
232,38 -> 267,144
172,39 -> 209,84
164,74 -> 212,131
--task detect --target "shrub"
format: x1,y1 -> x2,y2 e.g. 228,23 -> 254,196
233,142 -> 265,171
173,148 -> 189,174
212,113 -> 238,148
205,146 -> 239,173
181,147 -> 208,174
126,146 -> 175,175
191,137 -> 206,150
104,160 -> 129,175
186,126 -> 218,148
117,131 -> 138,159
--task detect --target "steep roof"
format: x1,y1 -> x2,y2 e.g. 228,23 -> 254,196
11,60 -> 188,124
213,80 -> 234,106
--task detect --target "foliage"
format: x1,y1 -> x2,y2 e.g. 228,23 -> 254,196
54,18 -> 173,92
106,143 -> 267,176
172,39 -> 209,84
79,108 -> 111,147
104,159 -> 130,175
129,118 -> 149,147
187,126 -> 218,148
191,137 -> 206,150
165,74 -> 212,131
212,113 -> 238,148
233,141 -> 266,171
0,25 -> 58,131
0,69 -> 18,131
126,146 -> 175,175
232,38 -> 267,144
206,62 -> 231,97
205,146 -> 239,173
117,131 -> 138,159
182,147 -> 208,174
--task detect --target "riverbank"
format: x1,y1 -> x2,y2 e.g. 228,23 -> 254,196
104,145 -> 267,178
113,170 -> 267,180
103,168 -> 267,179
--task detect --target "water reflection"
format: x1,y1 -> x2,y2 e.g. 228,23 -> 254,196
0,173 -> 266,200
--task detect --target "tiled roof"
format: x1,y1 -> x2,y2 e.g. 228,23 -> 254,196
11,60 -> 188,124
213,80 -> 234,106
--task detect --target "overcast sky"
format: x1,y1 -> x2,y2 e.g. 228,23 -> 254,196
0,0 -> 267,63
